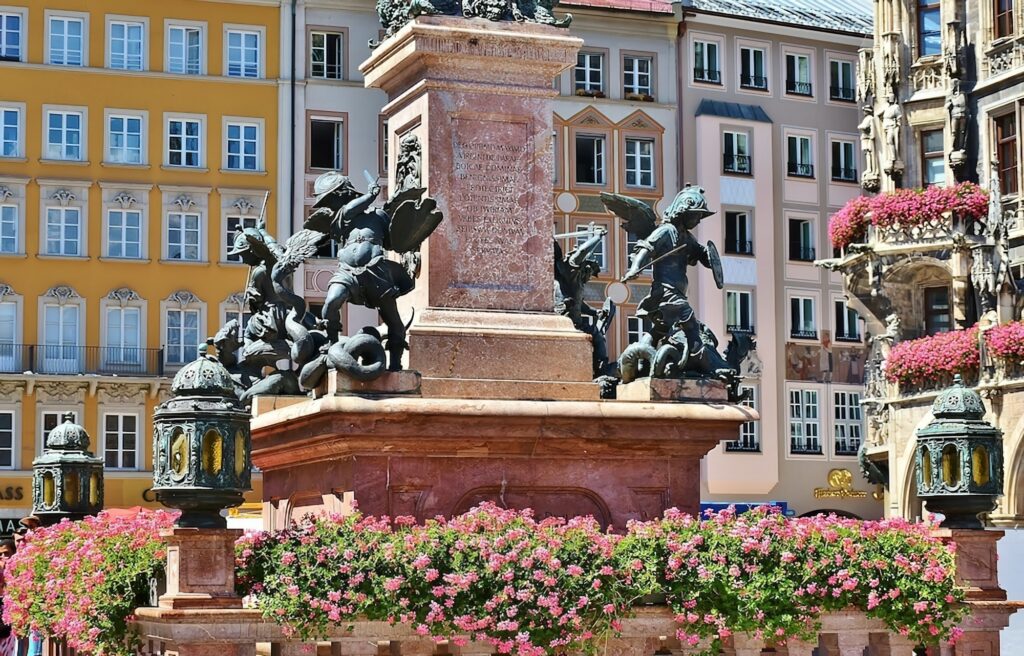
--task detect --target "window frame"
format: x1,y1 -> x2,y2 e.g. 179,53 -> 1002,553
788,387 -> 823,456
725,386 -> 759,452
830,138 -> 858,182
105,207 -> 144,260
621,51 -> 655,99
994,112 -> 1019,195
828,58 -> 856,102
101,411 -> 143,471
165,211 -> 202,262
787,216 -> 817,263
920,127 -> 946,187
725,289 -> 754,334
223,117 -> 263,172
789,294 -> 817,339
0,9 -> 26,63
306,110 -> 348,174
0,408 -> 17,470
623,137 -> 655,189
786,132 -> 815,178
924,285 -> 952,335
43,107 -> 87,162
165,20 -> 206,75
994,0 -> 1015,39
692,37 -> 722,85
308,26 -> 347,81
573,49 -> 607,96
834,299 -> 862,342
106,16 -> 147,71
723,130 -> 751,175
833,389 -> 863,457
223,25 -> 264,79
0,102 -> 24,159
164,113 -> 206,169
782,47 -> 815,98
0,202 -> 18,255
104,109 -> 147,166
38,409 -> 81,460
45,12 -> 88,67
724,210 -> 753,255
163,304 -> 204,367
573,133 -> 608,186
918,0 -> 942,58
224,215 -> 258,263
44,206 -> 83,257
739,45 -> 768,91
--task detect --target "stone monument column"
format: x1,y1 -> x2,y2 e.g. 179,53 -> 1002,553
362,17 -> 595,396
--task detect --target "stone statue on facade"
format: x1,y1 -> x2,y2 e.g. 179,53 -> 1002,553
305,172 -> 443,372
882,32 -> 901,96
600,186 -> 739,396
856,48 -> 875,111
374,0 -> 570,45
394,133 -> 422,195
859,108 -> 880,192
944,20 -> 964,80
881,92 -> 904,180
554,227 -> 615,378
947,79 -> 968,175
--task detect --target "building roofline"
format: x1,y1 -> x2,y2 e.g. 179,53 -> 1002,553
683,6 -> 872,39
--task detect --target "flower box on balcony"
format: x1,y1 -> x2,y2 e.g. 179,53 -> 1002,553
574,88 -> 605,98
624,92 -> 655,102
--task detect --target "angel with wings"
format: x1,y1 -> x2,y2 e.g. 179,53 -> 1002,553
305,171 -> 442,371
601,185 -> 736,386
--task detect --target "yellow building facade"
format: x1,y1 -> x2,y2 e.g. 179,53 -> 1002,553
0,0 -> 282,525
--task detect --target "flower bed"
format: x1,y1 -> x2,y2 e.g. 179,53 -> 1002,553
828,182 -> 989,250
3,510 -> 177,656
985,321 -> 1024,362
237,504 -> 965,656
884,327 -> 980,390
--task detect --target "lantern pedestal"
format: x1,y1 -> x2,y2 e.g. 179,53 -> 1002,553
158,527 -> 244,610
935,528 -> 1007,602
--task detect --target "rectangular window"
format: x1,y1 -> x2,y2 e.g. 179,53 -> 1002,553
167,212 -> 201,261
0,13 -> 20,62
104,413 -> 139,470
166,308 -> 200,365
921,129 -> 945,186
829,60 -> 855,101
226,122 -> 259,171
693,40 -> 720,83
834,391 -> 863,456
0,411 -> 12,468
790,296 -> 816,339
789,389 -> 821,454
46,111 -> 83,161
785,53 -> 812,95
723,131 -> 750,174
1,108 -> 17,157
787,135 -> 814,177
0,205 -> 16,253
626,316 -> 648,344
106,209 -> 142,259
724,211 -> 752,255
0,301 -> 16,372
831,140 -> 857,181
42,305 -> 79,374
624,138 -> 654,188
574,227 -> 607,270
726,290 -> 753,334
924,286 -> 951,335
995,114 -> 1018,195
919,0 -> 942,56
49,16 -> 84,66
310,31 -> 343,80
227,29 -> 260,78
168,25 -> 202,74
788,218 -> 815,262
45,207 -> 81,256
574,51 -> 604,94
834,300 -> 861,341
740,47 -> 767,89
623,55 -> 652,97
105,306 -> 141,364
726,386 -> 759,451
109,20 -> 144,71
575,134 -> 605,185
310,119 -> 343,170
995,0 -> 1015,39
108,115 -> 143,164
225,216 -> 257,262
42,411 -> 79,450
167,118 -> 201,167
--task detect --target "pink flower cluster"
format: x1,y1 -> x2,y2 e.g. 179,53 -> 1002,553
984,321 -> 1024,361
3,509 -> 178,656
237,503 -> 965,655
884,327 -> 980,389
828,182 -> 989,250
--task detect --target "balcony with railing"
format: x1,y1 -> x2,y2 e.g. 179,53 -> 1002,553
722,153 -> 751,175
786,79 -> 812,95
835,437 -> 861,456
726,323 -> 755,336
829,85 -> 855,101
790,436 -> 822,454
693,67 -> 721,84
0,344 -> 165,376
725,239 -> 753,255
724,432 -> 760,452
831,166 -> 857,182
790,328 -> 818,340
740,73 -> 767,89
788,161 -> 814,178
789,244 -> 816,262
835,330 -> 862,343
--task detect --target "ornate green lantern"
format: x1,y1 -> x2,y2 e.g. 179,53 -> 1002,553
32,413 -> 104,525
152,344 -> 251,528
915,375 -> 1003,528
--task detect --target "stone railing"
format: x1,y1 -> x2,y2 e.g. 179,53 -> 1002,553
867,212 -> 986,250
983,35 -> 1024,78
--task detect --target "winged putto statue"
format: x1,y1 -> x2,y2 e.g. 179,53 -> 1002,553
600,185 -> 741,397
554,225 -> 615,378
214,172 -> 443,402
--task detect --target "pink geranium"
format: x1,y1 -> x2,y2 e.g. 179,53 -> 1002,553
884,327 -> 980,388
